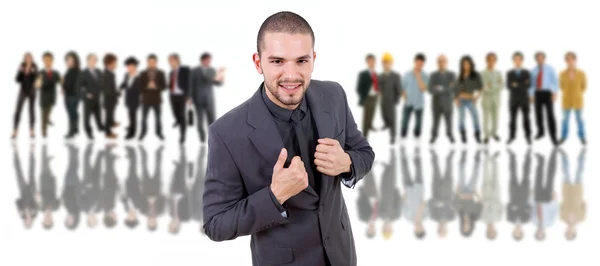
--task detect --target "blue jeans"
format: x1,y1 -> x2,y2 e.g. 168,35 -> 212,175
458,99 -> 480,132
64,96 -> 79,133
561,109 -> 585,140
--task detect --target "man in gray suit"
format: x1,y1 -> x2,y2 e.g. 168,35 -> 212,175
202,11 -> 374,266
378,52 -> 402,144
428,54 -> 456,144
190,52 -> 225,143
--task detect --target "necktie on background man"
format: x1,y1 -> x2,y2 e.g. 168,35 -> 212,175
171,71 -> 177,93
371,72 -> 379,92
536,67 -> 543,90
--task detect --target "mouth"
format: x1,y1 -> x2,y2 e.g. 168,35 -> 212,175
279,83 -> 302,94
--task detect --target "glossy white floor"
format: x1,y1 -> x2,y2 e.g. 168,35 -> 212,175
1,0 -> 597,265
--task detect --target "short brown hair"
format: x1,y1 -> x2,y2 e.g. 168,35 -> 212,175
256,11 -> 314,56
103,53 -> 117,67
565,51 -> 577,60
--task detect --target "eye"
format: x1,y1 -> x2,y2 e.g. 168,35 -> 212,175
270,60 -> 283,64
298,60 -> 308,64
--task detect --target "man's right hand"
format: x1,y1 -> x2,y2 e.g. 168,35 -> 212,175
87,93 -> 93,99
529,97 -> 534,104
270,148 -> 308,205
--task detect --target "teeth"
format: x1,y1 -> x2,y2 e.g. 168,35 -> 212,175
282,85 -> 298,89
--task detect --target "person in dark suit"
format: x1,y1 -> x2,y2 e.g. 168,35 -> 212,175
356,54 -> 379,139
119,57 -> 141,140
12,52 -> 38,139
138,54 -> 167,141
168,53 -> 192,144
13,143 -> 39,229
190,52 -> 225,143
63,51 -> 81,139
102,54 -> 119,139
378,53 -> 402,144
506,52 -> 532,145
78,53 -> 105,140
429,54 -> 456,144
37,52 -> 61,138
202,12 -> 374,266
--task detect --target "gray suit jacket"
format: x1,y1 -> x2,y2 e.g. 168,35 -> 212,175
428,70 -> 456,112
190,66 -> 222,105
203,79 -> 374,266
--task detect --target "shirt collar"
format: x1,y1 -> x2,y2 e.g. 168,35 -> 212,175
261,84 -> 307,122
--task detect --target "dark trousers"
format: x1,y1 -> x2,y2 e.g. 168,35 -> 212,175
508,101 -> 531,140
126,105 -> 139,138
431,107 -> 452,139
140,104 -> 162,139
41,106 -> 53,136
401,105 -> 423,138
361,95 -> 377,138
194,101 -> 216,142
534,153 -> 556,202
84,99 -> 104,138
13,90 -> 36,131
64,96 -> 79,134
534,90 -> 558,143
170,95 -> 187,142
104,102 -> 117,136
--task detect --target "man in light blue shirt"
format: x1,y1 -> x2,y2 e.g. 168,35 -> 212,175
400,53 -> 429,140
530,51 -> 560,146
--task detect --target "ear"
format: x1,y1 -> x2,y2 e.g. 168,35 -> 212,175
252,53 -> 262,74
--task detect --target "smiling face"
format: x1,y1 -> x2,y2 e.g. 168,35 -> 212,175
253,32 -> 315,109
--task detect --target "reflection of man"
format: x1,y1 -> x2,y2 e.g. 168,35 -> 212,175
531,149 -> 559,241
428,149 -> 455,239
530,52 -> 559,146
401,146 -> 427,239
379,148 -> 401,240
356,54 -> 379,139
428,54 -> 456,144
202,11 -> 374,266
13,143 -> 38,229
400,53 -> 429,140
481,150 -> 502,240
559,148 -> 586,241
378,53 -> 401,144
506,148 -> 532,241
190,52 -> 225,143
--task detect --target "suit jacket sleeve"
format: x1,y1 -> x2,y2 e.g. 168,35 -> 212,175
190,69 -> 197,100
395,73 -> 402,103
158,71 -> 167,91
202,127 -> 290,242
337,83 -> 375,188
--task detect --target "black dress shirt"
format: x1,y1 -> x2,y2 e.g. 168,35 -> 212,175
262,87 -> 320,213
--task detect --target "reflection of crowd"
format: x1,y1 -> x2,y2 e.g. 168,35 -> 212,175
13,143 -> 207,234
356,146 -> 586,241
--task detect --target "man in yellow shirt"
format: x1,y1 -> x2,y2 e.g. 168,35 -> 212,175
559,52 -> 587,145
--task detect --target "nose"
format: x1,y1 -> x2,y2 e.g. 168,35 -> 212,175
282,62 -> 300,81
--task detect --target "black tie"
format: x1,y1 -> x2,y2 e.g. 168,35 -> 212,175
290,108 -> 316,191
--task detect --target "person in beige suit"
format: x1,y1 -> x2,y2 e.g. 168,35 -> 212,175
559,148 -> 586,241
559,52 -> 587,145
480,52 -> 503,144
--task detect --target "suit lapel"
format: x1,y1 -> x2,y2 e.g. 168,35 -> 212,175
305,81 -> 335,203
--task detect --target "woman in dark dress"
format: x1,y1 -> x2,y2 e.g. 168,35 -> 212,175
12,52 -> 38,139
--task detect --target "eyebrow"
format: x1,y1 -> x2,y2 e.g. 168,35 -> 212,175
267,55 -> 311,60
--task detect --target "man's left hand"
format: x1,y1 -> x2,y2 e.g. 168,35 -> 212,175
314,138 -> 351,176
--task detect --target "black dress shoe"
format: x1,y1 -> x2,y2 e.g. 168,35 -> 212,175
581,138 -> 587,145
493,135 -> 500,142
506,138 -> 514,145
535,134 -> 544,140
448,135 -> 455,144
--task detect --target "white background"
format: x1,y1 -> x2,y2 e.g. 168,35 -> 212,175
0,0 -> 598,265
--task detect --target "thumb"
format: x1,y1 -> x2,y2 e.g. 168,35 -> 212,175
273,148 -> 287,172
